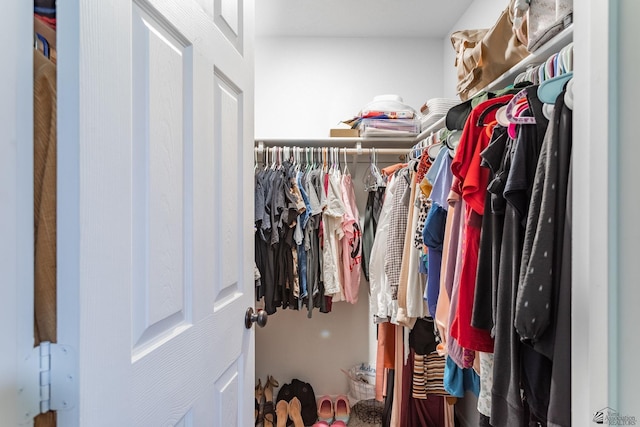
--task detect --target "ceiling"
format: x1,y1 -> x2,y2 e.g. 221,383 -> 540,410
255,0 -> 475,38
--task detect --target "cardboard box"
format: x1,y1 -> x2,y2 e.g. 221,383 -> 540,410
330,128 -> 360,137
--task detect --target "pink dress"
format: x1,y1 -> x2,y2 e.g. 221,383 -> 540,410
340,173 -> 362,304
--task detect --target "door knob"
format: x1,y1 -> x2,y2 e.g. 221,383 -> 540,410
245,307 -> 268,329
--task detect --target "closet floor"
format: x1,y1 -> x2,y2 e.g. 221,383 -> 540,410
345,399 -> 384,427
347,419 -> 381,427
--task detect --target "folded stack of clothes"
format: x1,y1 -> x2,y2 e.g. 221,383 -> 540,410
359,95 -> 420,137
418,98 -> 460,130
338,95 -> 421,138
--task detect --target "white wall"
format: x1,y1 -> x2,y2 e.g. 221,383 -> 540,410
441,0 -> 510,99
255,36 -> 443,139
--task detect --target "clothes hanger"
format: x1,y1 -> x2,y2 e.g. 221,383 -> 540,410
35,33 -> 50,58
254,145 -> 259,172
504,88 -> 536,125
331,147 -> 336,172
477,101 -> 509,126
282,146 -> 288,166
268,147 -> 276,170
408,142 -> 422,161
537,43 -> 574,105
507,102 -> 530,139
496,105 -> 510,127
293,146 -> 300,172
320,147 -> 327,173
34,16 -> 56,60
374,149 -> 386,188
427,141 -> 443,161
342,148 -> 351,177
564,78 -> 574,111
363,148 -> 382,191
538,71 -> 573,104
266,146 -> 271,170
445,130 -> 462,157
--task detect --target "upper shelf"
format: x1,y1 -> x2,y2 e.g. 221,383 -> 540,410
255,24 -> 574,149
255,136 -> 418,149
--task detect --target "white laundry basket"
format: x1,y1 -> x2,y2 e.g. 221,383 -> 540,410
341,363 -> 376,403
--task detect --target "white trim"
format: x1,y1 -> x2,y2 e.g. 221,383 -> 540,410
0,1 -> 34,425
56,0 -> 82,424
572,0 -> 615,423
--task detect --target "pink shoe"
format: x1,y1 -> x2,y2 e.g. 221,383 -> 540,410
333,395 -> 350,424
332,421 -> 347,427
316,395 -> 334,424
311,422 -> 330,427
333,394 -> 351,425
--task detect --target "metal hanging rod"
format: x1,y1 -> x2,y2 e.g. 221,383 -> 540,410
254,142 -> 409,157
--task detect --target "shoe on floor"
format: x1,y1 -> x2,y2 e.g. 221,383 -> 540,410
333,395 -> 350,424
316,395 -> 334,424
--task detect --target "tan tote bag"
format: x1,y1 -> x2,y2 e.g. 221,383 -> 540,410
450,0 -> 530,100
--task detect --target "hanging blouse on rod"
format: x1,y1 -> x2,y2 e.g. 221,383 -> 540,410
254,146 -> 378,317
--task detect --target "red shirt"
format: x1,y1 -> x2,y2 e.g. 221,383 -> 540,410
449,95 -> 513,354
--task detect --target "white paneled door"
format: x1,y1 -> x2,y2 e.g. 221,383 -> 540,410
55,0 -> 255,425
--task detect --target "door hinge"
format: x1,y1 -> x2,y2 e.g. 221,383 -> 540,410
19,342 -> 77,423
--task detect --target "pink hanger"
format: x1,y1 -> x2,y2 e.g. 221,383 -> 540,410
507,102 -> 530,139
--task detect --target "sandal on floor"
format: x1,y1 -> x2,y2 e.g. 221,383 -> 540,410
263,375 -> 279,427
255,394 -> 265,427
263,401 -> 275,427
255,379 -> 264,426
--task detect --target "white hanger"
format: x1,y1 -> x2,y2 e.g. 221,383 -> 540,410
564,78 -> 574,110
342,148 -> 350,176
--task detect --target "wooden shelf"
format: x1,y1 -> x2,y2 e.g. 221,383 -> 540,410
255,136 -> 418,149
415,116 -> 446,141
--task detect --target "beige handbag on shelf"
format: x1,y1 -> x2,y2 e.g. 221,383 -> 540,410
450,0 -> 530,101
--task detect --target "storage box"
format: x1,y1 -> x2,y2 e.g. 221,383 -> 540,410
330,128 -> 360,137
359,118 -> 420,137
